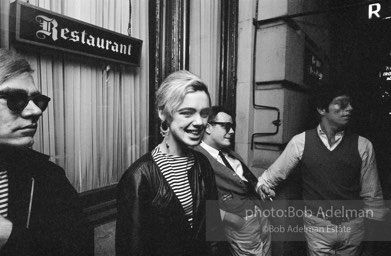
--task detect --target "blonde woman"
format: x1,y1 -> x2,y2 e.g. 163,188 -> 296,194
116,70 -> 227,256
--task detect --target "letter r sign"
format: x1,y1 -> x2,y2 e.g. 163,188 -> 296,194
368,3 -> 381,19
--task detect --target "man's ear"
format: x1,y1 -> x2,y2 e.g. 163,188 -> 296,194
317,107 -> 326,116
205,123 -> 212,135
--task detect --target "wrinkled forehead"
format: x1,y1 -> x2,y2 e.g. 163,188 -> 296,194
0,73 -> 40,95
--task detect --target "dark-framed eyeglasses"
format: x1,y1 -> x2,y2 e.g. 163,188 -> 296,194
0,92 -> 51,113
208,122 -> 235,132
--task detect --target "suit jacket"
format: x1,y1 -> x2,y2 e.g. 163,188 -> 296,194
194,146 -> 261,217
0,148 -> 91,256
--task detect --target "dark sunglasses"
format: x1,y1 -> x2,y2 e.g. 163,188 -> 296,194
209,122 -> 235,132
0,92 -> 51,113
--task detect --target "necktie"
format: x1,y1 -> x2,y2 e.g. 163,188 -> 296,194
219,151 -> 235,171
0,169 -> 8,217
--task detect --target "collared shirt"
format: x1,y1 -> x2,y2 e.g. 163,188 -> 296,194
257,125 -> 388,221
200,142 -> 248,182
317,125 -> 344,150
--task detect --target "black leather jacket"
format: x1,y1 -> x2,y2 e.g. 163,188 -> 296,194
116,150 -> 227,256
0,148 -> 91,256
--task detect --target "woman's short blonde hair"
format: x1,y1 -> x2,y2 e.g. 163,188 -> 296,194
156,70 -> 211,122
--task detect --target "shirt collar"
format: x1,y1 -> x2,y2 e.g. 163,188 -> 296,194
200,141 -> 220,160
317,125 -> 344,138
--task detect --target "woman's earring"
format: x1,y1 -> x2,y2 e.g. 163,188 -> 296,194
160,120 -> 169,137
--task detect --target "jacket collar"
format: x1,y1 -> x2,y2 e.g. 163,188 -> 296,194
0,148 -> 49,170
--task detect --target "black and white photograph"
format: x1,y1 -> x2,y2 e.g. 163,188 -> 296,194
1,0 -> 391,255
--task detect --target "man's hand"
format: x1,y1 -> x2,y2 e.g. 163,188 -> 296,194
0,214 -> 12,249
257,184 -> 276,202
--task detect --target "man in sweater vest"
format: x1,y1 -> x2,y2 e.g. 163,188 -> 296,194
256,84 -> 388,255
195,106 -> 271,256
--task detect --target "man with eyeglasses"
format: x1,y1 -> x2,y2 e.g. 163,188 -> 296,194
0,49 -> 90,256
195,106 -> 271,256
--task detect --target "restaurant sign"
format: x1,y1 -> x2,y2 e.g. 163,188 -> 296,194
10,1 -> 142,66
368,1 -> 391,20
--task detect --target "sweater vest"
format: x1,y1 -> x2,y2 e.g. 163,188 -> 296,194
301,129 -> 362,212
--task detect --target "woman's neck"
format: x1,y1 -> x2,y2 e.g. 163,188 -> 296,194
159,136 -> 189,156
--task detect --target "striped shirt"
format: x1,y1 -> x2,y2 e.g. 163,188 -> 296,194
152,146 -> 194,227
0,170 -> 8,217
